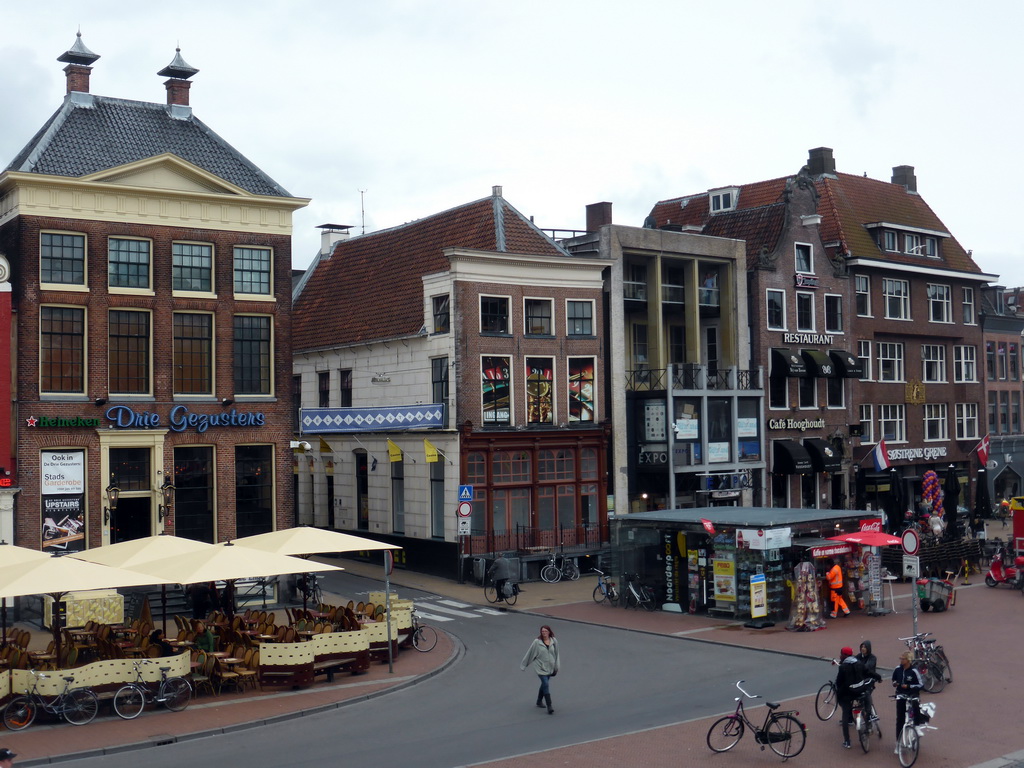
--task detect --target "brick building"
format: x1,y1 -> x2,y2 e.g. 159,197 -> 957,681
0,35 -> 308,551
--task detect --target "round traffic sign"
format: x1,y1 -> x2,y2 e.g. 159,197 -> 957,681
901,527 -> 920,556
457,501 -> 472,518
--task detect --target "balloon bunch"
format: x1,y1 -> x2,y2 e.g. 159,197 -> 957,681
921,470 -> 943,519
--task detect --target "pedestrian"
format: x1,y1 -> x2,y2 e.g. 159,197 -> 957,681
826,558 -> 850,618
487,553 -> 513,601
891,651 -> 923,753
520,625 -> 560,715
855,640 -> 883,721
835,646 -> 869,749
188,582 -> 211,620
0,748 -> 16,767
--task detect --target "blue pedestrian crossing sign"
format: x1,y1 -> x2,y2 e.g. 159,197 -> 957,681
458,485 -> 473,501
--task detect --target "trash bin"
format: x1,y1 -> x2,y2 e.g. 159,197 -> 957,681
473,557 -> 490,585
917,577 -> 954,612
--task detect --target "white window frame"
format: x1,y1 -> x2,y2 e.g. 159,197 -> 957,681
766,289 -> 786,330
523,297 -> 554,336
859,404 -> 874,443
40,230 -> 88,290
925,237 -> 939,258
954,345 -> 977,383
796,292 -> 815,332
232,245 -> 274,299
927,284 -> 952,323
108,236 -> 154,294
904,233 -> 922,254
855,274 -> 871,317
884,231 -> 898,252
879,403 -> 906,443
795,243 -> 814,274
883,278 -> 910,320
921,344 -> 947,383
923,403 -> 948,442
955,402 -> 979,440
878,342 -> 904,382
857,340 -> 873,381
480,295 -> 511,335
710,187 -> 738,212
824,294 -> 843,333
962,287 -> 976,325
566,299 -> 595,337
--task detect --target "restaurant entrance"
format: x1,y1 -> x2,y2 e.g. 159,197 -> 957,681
111,497 -> 151,544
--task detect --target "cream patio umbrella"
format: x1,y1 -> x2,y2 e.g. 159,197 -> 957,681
0,544 -> 53,646
70,535 -> 216,632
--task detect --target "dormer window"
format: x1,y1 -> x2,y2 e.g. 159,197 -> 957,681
925,237 -> 939,258
795,243 -> 813,274
709,187 -> 738,213
904,233 -> 922,255
884,231 -> 898,252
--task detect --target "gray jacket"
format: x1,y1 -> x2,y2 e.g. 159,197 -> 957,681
521,637 -> 559,676
488,556 -> 513,581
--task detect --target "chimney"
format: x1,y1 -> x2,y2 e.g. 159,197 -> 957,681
317,224 -> 352,258
492,185 -> 503,198
586,202 -> 613,231
892,165 -> 917,193
57,32 -> 100,95
807,147 -> 836,176
157,47 -> 199,108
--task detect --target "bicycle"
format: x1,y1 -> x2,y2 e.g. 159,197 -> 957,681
540,552 -> 579,583
622,572 -> 656,611
814,679 -> 837,721
298,573 -> 324,605
483,577 -> 519,606
410,612 -> 438,652
899,632 -> 950,693
852,688 -> 882,752
893,693 -> 938,767
592,568 -> 619,606
2,669 -> 99,730
706,679 -> 807,759
112,659 -> 192,719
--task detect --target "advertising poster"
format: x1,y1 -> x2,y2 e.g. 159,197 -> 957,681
40,450 -> 86,554
712,557 -> 736,602
526,358 -> 554,424
568,358 -> 595,422
750,573 -> 768,618
481,356 -> 510,425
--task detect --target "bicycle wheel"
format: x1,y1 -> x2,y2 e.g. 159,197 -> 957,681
564,561 -> 580,581
412,625 -> 438,652
607,583 -> 619,606
706,715 -> 744,752
2,695 -> 37,731
113,684 -> 146,720
857,712 -> 871,753
592,584 -> 607,604
935,649 -> 953,682
484,584 -> 498,603
815,681 -> 838,720
922,661 -> 946,693
162,677 -> 192,712
540,565 -> 561,583
504,586 -> 518,606
767,714 -> 806,758
641,589 -> 656,611
63,688 -> 99,725
898,725 -> 919,767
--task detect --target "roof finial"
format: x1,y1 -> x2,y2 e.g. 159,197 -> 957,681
158,46 -> 199,80
57,30 -> 100,65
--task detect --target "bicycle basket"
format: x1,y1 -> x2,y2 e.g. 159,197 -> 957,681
914,701 -> 936,725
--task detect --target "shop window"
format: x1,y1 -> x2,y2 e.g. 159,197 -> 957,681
236,445 -> 273,537
568,358 -> 596,422
526,357 -> 554,423
482,356 -> 511,426
174,446 -> 215,543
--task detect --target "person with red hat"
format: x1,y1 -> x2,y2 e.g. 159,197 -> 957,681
835,646 -> 870,749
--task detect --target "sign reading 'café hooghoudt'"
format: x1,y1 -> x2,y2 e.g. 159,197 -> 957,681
26,404 -> 266,434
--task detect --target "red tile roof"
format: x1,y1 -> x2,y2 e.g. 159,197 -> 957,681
293,195 -> 566,352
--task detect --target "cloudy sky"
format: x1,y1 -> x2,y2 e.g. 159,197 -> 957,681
3,1 -> 1021,284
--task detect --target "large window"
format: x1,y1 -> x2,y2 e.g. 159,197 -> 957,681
879,404 -> 906,442
526,357 -> 554,424
768,370 -> 787,409
884,231 -> 898,252
799,375 -> 816,409
480,296 -> 509,334
173,446 -> 215,543
40,306 -> 85,393
173,313 -> 212,394
927,284 -> 952,323
986,341 -> 996,381
482,356 -> 511,425
796,292 -> 814,332
954,345 -> 977,382
432,294 -> 450,334
955,402 -> 979,440
855,275 -> 871,316
431,357 -> 449,427
859,404 -> 874,443
924,403 -> 948,441
826,376 -> 844,408
962,287 -> 976,325
857,340 -> 872,381
108,238 -> 150,289
883,278 -> 910,320
524,299 -> 553,335
339,369 -> 352,407
567,300 -> 594,336
921,344 -> 946,383
998,342 -> 1009,380
172,242 -> 213,292
233,315 -> 272,395
877,342 -> 904,382
109,309 -> 150,394
568,358 -> 596,422
825,294 -> 843,333
766,289 -> 786,330
795,243 -> 813,273
235,445 -> 273,537
904,233 -> 922,254
233,246 -> 272,295
318,371 -> 330,407
41,232 -> 85,285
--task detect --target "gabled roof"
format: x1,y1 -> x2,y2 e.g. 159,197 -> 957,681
5,95 -> 292,198
649,167 -> 982,275
292,193 -> 569,352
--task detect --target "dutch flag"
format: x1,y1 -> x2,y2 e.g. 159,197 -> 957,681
872,439 -> 890,472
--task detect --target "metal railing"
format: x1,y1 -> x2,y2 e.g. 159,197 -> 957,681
467,522 -> 608,558
628,366 -> 763,392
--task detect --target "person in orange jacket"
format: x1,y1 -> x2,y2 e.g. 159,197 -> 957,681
826,558 -> 850,618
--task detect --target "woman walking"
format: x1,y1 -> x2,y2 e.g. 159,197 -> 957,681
521,625 -> 560,714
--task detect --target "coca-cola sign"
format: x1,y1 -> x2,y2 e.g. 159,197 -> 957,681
859,518 -> 883,533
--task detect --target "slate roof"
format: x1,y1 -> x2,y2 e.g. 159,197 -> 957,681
649,168 -> 982,275
5,95 -> 292,197
292,194 -> 569,352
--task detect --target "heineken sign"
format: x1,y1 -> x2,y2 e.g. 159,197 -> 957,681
26,405 -> 266,434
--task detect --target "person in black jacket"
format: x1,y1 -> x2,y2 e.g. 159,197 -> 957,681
836,646 -> 870,749
892,651 -> 924,752
856,640 -> 883,722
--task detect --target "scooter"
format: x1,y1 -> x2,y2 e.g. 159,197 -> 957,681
984,545 -> 1024,588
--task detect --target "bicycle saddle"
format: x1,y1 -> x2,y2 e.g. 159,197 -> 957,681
766,701 -> 781,710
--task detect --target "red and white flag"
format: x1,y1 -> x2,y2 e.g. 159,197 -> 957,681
871,439 -> 890,472
976,433 -> 991,466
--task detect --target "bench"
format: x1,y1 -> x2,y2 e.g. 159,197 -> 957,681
258,662 -> 314,689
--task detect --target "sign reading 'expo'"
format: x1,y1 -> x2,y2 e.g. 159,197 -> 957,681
27,404 -> 266,434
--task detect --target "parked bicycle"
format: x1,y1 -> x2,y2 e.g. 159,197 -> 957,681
2,669 -> 99,730
540,552 -> 579,583
410,612 -> 438,652
484,576 -> 519,606
900,632 -> 951,693
893,693 -> 937,767
592,568 -> 619,606
297,573 -> 324,605
112,659 -> 192,719
706,679 -> 807,759
622,572 -> 656,611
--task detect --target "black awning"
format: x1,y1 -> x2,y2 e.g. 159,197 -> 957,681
773,440 -> 813,474
829,349 -> 863,378
804,438 -> 842,472
801,349 -> 837,377
771,348 -> 807,378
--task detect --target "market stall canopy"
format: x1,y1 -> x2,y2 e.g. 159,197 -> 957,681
0,553 -> 158,600
69,534 -> 214,569
773,440 -> 813,474
828,531 -> 901,547
804,438 -> 842,473
771,348 -> 807,377
232,526 -> 401,557
137,540 -> 344,584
